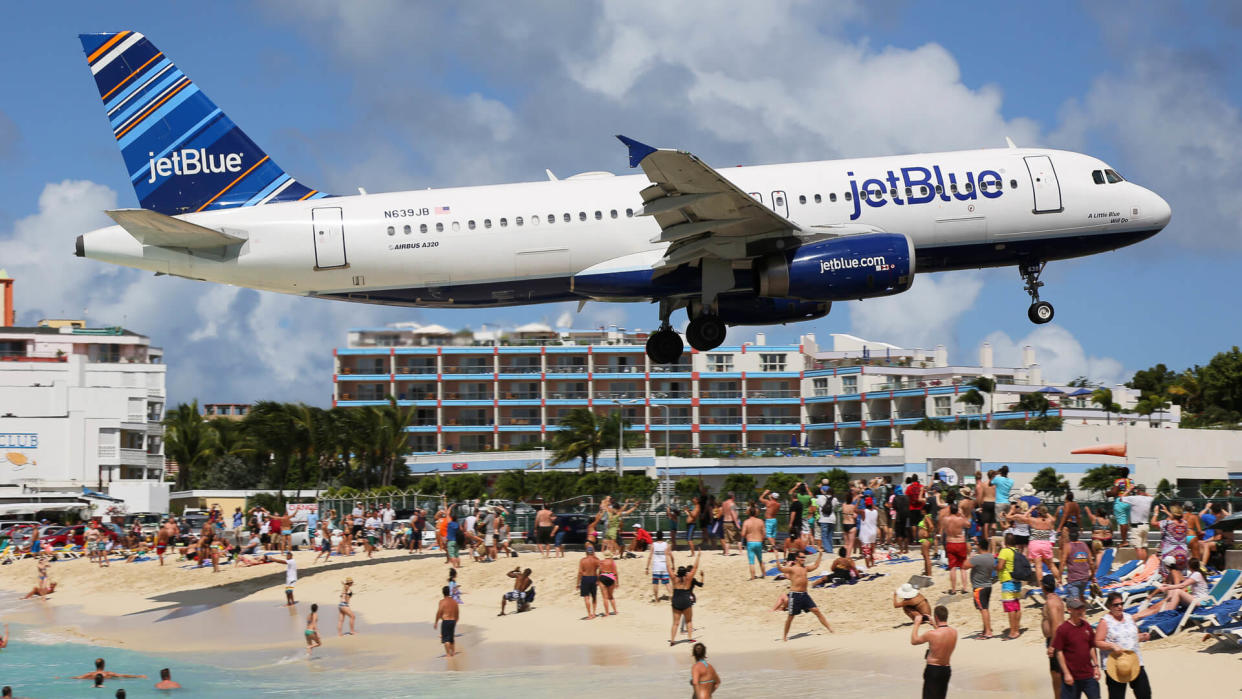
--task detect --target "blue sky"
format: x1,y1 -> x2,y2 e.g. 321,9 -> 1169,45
1,2 -> 1239,406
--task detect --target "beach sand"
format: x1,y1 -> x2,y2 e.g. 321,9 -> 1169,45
1,544 -> 1238,694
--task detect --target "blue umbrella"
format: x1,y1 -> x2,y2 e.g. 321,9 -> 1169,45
1068,388 -> 1093,397
1036,386 -> 1065,394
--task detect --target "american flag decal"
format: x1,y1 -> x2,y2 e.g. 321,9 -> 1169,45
435,206 -> 451,215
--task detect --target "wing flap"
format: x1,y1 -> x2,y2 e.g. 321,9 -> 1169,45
106,208 -> 246,249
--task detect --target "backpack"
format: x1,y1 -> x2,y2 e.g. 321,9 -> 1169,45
1009,547 -> 1033,582
892,493 -> 908,512
821,497 -> 837,517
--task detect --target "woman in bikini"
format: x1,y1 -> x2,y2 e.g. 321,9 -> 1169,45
305,603 -> 322,654
685,500 -> 701,555
1016,505 -> 1060,582
840,499 -> 858,559
689,642 -> 720,697
670,552 -> 702,646
916,510 -> 935,577
599,551 -> 620,616
1090,506 -> 1114,550
1056,491 -> 1082,543
337,577 -> 357,636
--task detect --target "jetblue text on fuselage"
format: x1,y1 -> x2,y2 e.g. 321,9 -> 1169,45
146,149 -> 244,183
846,165 -> 1004,220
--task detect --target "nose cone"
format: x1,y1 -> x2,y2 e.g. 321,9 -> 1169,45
1149,190 -> 1171,230
75,234 -> 84,258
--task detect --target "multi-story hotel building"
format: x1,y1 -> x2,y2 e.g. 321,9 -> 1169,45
333,324 -> 1168,455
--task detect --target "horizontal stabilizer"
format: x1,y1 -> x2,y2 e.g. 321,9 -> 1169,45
105,208 -> 245,249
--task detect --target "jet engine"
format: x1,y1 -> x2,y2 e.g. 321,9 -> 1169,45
755,232 -> 915,301
714,295 -> 830,325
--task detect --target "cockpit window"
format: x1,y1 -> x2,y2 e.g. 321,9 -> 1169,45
1092,170 -> 1105,185
1104,169 -> 1123,184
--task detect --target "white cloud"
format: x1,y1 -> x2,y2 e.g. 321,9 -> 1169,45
983,325 -> 1125,386
848,272 -> 984,351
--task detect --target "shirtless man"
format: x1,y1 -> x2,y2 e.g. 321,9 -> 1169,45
434,585 -> 460,657
719,492 -> 739,556
534,504 -> 555,558
759,490 -> 781,551
1038,574 -> 1066,698
741,505 -> 768,580
893,583 -> 933,623
154,668 -> 182,690
940,504 -> 971,595
500,566 -> 533,615
911,606 -> 957,699
979,470 -> 998,541
155,522 -> 171,566
72,658 -> 146,680
577,545 -> 602,619
776,550 -> 833,641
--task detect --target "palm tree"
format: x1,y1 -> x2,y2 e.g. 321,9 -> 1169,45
208,417 -> 255,459
1090,388 -> 1122,425
549,407 -> 606,475
600,411 -> 643,467
969,376 -> 996,428
956,389 -> 984,428
1015,392 -> 1050,417
163,401 -> 218,490
377,396 -> 416,486
1133,394 -> 1171,426
243,401 -> 301,495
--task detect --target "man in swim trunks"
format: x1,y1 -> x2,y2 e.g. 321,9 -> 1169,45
911,606 -> 956,699
534,504 -> 555,558
435,585 -> 459,657
759,489 -> 781,551
963,538 -> 996,638
71,658 -> 146,680
577,545 -> 601,619
720,492 -> 740,556
278,551 -> 298,606
1039,573 -> 1066,695
997,533 -> 1022,639
776,550 -> 833,641
940,504 -> 970,595
500,566 -> 533,615
741,505 -> 767,580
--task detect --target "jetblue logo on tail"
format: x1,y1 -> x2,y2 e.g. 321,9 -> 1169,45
146,149 -> 244,183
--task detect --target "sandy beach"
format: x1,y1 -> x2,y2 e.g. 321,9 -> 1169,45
1,544 -> 1239,695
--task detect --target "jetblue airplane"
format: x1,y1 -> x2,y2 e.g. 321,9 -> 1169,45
75,31 -> 1171,364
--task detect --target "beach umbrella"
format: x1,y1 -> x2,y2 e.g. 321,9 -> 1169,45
1036,386 -> 1065,394
1214,512 -> 1242,532
1067,388 -> 1093,397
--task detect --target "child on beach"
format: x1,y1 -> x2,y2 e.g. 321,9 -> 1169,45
448,568 -> 464,604
305,604 -> 322,654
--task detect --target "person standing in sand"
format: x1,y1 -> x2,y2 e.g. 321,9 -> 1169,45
689,642 -> 720,698
997,533 -> 1022,640
598,551 -> 621,616
305,603 -> 322,655
155,522 -> 170,566
742,505 -> 767,580
911,605 -> 957,699
278,551 -> 298,606
338,578 -> 356,635
719,492 -> 739,556
577,545 -> 601,619
979,470 -> 998,541
647,530 -> 673,601
534,503 -> 555,558
940,504 -> 971,595
963,538 -> 996,638
759,489 -> 781,552
434,585 -> 459,657
670,552 -> 703,645
1039,574 -> 1066,698
777,550 -> 833,641
1052,597 -> 1100,698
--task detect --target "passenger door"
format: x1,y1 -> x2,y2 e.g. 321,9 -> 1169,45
1024,156 -> 1063,214
311,207 -> 348,269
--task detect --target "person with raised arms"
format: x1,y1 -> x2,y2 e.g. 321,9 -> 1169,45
777,549 -> 833,642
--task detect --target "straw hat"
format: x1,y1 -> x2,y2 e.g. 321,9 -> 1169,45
604,551 -> 614,559
1105,651 -> 1141,683
896,583 -> 920,600
1018,484 -> 1036,497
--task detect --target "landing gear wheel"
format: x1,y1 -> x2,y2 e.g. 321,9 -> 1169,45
645,328 -> 684,364
685,315 -> 726,352
1028,301 -> 1054,324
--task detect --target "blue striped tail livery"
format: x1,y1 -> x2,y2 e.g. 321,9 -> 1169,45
79,31 -> 329,215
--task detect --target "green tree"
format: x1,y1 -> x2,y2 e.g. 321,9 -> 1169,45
1068,376 -> 1096,388
549,408 -> 606,475
969,376 -> 996,428
1126,363 -> 1177,398
1078,464 -> 1129,496
1030,466 -> 1068,496
1133,394 -> 1171,425
812,467 -> 851,495
243,401 -> 302,494
195,454 -> 260,490
576,471 -> 620,499
764,472 -> 801,494
956,389 -> 984,424
163,400 -> 219,491
618,473 -> 657,500
443,473 -> 487,501
1016,392 -> 1051,417
674,476 -> 706,501
1199,346 -> 1242,418
1090,388 -> 1122,425
912,417 -> 950,433
1203,479 -> 1231,497
721,473 -> 758,500
528,471 -> 580,504
600,411 -> 643,468
1155,478 -> 1175,499
493,469 -> 532,501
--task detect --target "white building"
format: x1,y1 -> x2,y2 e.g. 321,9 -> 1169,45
0,321 -> 168,513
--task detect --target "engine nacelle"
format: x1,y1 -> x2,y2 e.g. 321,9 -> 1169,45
755,232 -> 915,301
714,295 -> 830,326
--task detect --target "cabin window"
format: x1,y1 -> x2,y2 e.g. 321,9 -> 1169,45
468,220 -> 476,230
403,224 -> 412,235
775,195 -> 785,207
594,210 -> 602,220
828,193 -> 836,202
579,212 -> 587,221
798,195 -> 807,205
1009,179 -> 1018,189
814,194 -> 822,204
531,215 -> 539,226
435,222 -> 444,232
965,182 -> 974,193
386,226 -> 395,236
889,188 -> 898,198
950,184 -> 958,194
420,223 -> 428,233
563,213 -> 571,222
904,187 -> 912,198
451,221 -> 460,232
499,218 -> 508,227
844,191 -> 852,201
626,208 -> 634,217
935,185 -> 943,195
1104,169 -> 1123,183
547,214 -> 555,224
920,186 -> 929,196
515,216 -> 524,226
609,209 -> 617,219
484,219 -> 492,229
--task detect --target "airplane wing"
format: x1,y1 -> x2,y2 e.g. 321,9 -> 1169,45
106,208 -> 246,249
618,135 -> 802,271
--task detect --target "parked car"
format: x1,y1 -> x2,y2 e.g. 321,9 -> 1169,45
0,521 -> 42,541
123,513 -> 164,537
547,513 -> 594,546
179,514 -> 209,535
289,522 -> 312,549
38,523 -> 122,549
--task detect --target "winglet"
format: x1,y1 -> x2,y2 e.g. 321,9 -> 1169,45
616,135 -> 657,168
1005,136 -> 1017,149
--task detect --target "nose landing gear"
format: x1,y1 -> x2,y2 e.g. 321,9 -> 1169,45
1021,261 -> 1054,324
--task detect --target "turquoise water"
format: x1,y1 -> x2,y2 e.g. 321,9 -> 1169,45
0,623 -> 934,697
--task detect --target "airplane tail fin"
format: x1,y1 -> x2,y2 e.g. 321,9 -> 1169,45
78,31 -> 327,215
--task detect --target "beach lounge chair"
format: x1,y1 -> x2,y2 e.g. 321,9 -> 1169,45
1150,569 -> 1242,638
1097,559 -> 1141,586
1205,617 -> 1242,645
1093,547 -> 1116,580
1104,556 -> 1159,589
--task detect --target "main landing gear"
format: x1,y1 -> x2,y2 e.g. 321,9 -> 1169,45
646,298 -> 685,365
1021,261 -> 1054,324
685,314 -> 726,352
